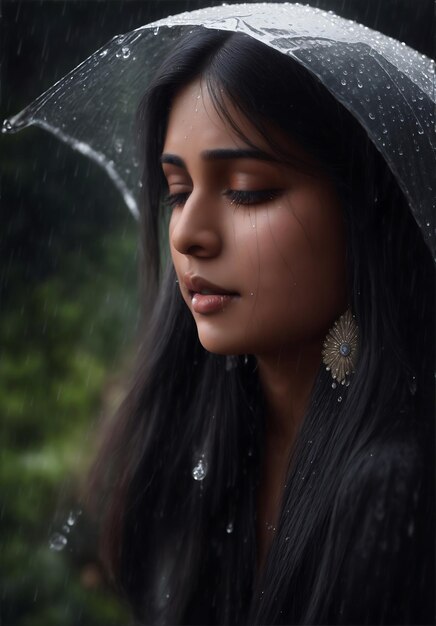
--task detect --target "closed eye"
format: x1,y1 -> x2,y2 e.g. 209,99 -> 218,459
166,189 -> 282,210
226,189 -> 282,206
166,192 -> 190,209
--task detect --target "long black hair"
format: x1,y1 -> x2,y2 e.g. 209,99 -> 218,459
91,29 -> 435,625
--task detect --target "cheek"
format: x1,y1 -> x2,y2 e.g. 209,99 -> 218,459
239,198 -> 347,337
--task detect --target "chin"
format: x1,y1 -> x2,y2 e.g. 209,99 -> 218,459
196,326 -> 248,356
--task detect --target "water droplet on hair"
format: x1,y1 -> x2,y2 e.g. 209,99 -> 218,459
192,457 -> 207,481
121,46 -> 131,59
409,376 -> 417,395
114,138 -> 123,154
62,524 -> 71,534
67,510 -> 81,526
331,381 -> 337,389
226,522 -> 234,534
49,533 -> 68,551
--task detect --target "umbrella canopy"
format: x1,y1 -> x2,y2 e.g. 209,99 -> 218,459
3,3 -> 435,256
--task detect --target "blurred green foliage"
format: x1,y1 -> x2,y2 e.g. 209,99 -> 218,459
0,129 -> 138,623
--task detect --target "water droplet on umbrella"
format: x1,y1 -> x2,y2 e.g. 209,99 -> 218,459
192,457 -> 207,481
2,119 -> 13,134
49,533 -> 68,551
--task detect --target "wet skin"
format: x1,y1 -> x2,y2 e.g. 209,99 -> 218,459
162,78 -> 347,571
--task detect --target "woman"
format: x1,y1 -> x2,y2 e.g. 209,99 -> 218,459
89,25 -> 435,626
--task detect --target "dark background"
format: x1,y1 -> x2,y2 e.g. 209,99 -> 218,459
0,1 -> 434,625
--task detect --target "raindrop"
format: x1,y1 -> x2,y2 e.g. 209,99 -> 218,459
409,376 -> 417,396
340,78 -> 347,86
337,396 -> 343,403
67,509 -> 81,526
114,138 -> 123,154
2,119 -> 13,134
121,46 -> 131,59
49,533 -> 68,551
99,49 -> 108,58
62,524 -> 71,534
153,26 -> 160,36
331,381 -> 337,389
357,81 -> 363,89
192,457 -> 207,481
368,112 -> 376,120
226,522 -> 234,534
417,128 -> 424,135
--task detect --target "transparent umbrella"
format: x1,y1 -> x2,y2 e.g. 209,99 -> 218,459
3,3 -> 435,256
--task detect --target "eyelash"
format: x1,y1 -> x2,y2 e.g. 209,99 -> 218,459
166,189 -> 281,209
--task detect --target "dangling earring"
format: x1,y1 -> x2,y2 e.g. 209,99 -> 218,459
322,308 -> 359,386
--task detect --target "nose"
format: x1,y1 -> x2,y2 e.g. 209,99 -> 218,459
170,192 -> 222,258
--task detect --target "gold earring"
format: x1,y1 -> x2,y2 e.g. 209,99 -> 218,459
322,308 -> 359,387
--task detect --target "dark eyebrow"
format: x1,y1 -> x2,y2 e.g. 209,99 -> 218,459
160,148 -> 277,168
201,148 -> 277,162
160,154 -> 186,168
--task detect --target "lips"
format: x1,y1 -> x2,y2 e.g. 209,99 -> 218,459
183,274 -> 239,314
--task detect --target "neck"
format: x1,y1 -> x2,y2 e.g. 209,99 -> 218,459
256,339 -> 323,448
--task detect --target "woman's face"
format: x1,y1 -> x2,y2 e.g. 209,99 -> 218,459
162,79 -> 347,358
